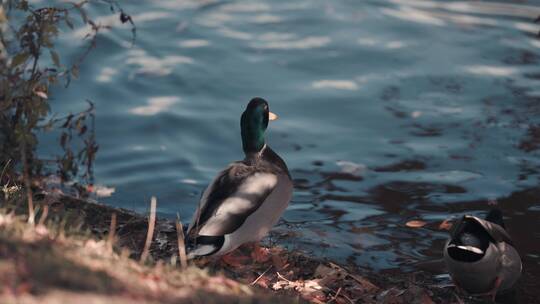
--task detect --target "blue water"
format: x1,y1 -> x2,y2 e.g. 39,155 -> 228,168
39,0 -> 540,296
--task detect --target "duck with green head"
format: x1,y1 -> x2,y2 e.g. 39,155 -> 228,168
443,208 -> 522,300
185,97 -> 292,259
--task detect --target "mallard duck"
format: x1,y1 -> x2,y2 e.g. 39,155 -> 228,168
185,97 -> 293,259
443,208 -> 522,299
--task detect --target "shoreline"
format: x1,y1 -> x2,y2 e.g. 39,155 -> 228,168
1,192 -> 464,303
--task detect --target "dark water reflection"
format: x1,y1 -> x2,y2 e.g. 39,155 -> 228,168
38,0 -> 540,301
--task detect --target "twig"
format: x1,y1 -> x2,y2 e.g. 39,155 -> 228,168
21,143 -> 35,225
39,102 -> 94,127
107,212 -> 116,252
176,213 -> 187,269
38,204 -> 48,225
327,286 -> 355,304
250,265 -> 273,286
276,272 -> 292,283
0,159 -> 11,182
339,290 -> 354,304
327,287 -> 342,304
140,196 -> 156,263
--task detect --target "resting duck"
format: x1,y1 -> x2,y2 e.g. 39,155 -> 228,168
443,208 -> 522,299
185,97 -> 293,259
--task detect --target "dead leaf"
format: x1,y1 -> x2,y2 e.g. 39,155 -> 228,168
86,184 -> 94,193
302,279 -> 324,292
34,224 -> 49,236
34,91 -> 48,99
254,275 -> 271,288
271,254 -> 287,270
314,263 -> 347,286
406,220 -> 427,228
251,246 -> 270,263
16,282 -> 32,294
221,253 -> 250,267
314,264 -> 334,278
438,219 -> 453,230
271,280 -> 289,291
402,285 -> 435,304
298,280 -> 327,303
273,272 -> 329,302
347,273 -> 379,293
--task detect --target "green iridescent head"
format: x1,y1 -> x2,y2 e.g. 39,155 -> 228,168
240,97 -> 278,154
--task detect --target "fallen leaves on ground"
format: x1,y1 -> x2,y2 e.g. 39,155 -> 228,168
439,219 -> 453,230
210,244 -> 438,304
377,285 -> 436,304
213,245 -> 369,303
405,220 -> 427,228
406,218 -> 453,231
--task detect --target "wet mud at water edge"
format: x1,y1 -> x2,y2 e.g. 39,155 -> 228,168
38,0 -> 540,303
276,168 -> 540,303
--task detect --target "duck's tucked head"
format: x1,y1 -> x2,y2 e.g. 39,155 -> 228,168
241,97 -> 278,154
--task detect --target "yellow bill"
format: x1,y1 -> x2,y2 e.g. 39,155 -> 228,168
269,112 -> 279,121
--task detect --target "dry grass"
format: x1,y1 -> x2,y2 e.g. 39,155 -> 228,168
0,193 -> 293,304
0,189 -> 458,304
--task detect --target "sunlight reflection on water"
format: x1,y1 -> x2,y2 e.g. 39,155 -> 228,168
44,0 -> 540,300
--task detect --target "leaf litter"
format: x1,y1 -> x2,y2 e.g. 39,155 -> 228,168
2,192 -> 463,303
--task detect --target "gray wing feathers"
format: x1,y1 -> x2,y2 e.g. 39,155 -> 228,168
188,163 -> 278,237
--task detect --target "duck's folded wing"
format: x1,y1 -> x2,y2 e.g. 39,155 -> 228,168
474,216 -> 513,245
188,164 -> 278,237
